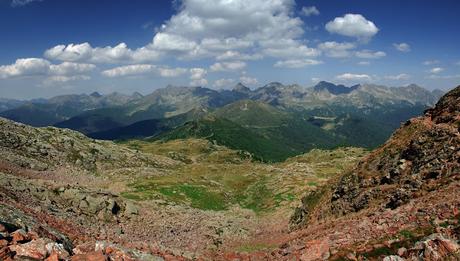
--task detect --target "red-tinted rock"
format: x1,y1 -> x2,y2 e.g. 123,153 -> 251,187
9,238 -> 49,260
73,242 -> 95,255
407,234 -> 460,260
45,252 -> 59,261
28,231 -> 40,240
300,239 -> 330,261
0,246 -> 13,260
0,239 -> 8,247
0,224 -> 6,233
11,229 -> 29,243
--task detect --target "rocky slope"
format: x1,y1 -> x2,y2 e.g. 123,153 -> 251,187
283,85 -> 460,260
0,117 -> 171,172
292,85 -> 459,225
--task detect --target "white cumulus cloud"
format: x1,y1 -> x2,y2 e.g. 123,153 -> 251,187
11,0 -> 42,7
300,6 -> 319,17
0,58 -> 95,83
49,62 -> 95,76
213,78 -> 235,88
101,64 -> 187,78
355,50 -> 386,59
325,14 -> 379,41
239,76 -> 258,86
385,73 -> 411,80
43,75 -> 91,85
393,43 -> 411,52
336,73 -> 372,82
0,58 -> 50,79
42,0 -> 319,65
423,60 -> 440,65
216,51 -> 262,61
430,67 -> 444,74
190,67 -> 208,86
45,42 -> 160,64
274,59 -> 322,68
210,61 -> 246,72
318,41 -> 356,58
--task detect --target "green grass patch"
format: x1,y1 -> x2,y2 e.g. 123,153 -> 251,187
237,242 -> 277,253
362,246 -> 393,258
121,167 -> 283,213
399,229 -> 415,240
158,184 -> 227,211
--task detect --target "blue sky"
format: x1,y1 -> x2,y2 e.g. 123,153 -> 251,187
0,0 -> 459,99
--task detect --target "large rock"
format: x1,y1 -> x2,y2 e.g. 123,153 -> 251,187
407,234 -> 460,260
9,238 -> 51,260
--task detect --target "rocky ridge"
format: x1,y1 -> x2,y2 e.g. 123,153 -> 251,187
0,117 -> 174,171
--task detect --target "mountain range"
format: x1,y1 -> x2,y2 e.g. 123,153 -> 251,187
0,82 -> 444,161
0,85 -> 458,260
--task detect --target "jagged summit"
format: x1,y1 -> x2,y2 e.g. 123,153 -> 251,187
232,82 -> 251,92
313,81 -> 358,95
89,91 -> 102,98
131,91 -> 143,99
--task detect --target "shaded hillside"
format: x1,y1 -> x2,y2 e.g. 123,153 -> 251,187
154,99 -> 431,162
0,98 -> 25,112
87,107 -> 208,140
213,99 -> 288,127
155,102 -> 342,162
0,92 -> 140,127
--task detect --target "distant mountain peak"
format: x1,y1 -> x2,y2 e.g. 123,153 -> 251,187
90,91 -> 102,98
313,81 -> 357,95
232,83 -> 250,92
131,91 -> 144,99
264,82 -> 283,88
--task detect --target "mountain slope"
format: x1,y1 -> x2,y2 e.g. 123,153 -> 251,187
0,117 -> 166,172
55,86 -> 246,134
156,102 -> 342,162
0,98 -> 25,112
213,99 -> 288,127
87,107 -> 208,140
0,92 -> 140,127
292,85 -> 460,226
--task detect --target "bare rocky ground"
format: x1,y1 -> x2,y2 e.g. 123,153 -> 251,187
0,85 -> 459,260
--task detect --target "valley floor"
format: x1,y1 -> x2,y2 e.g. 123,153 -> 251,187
0,138 -> 367,259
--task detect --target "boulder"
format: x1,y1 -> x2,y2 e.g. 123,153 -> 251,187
9,238 -> 51,260
46,242 -> 70,259
408,233 -> 460,260
124,202 -> 139,216
382,256 -> 404,261
11,229 -> 29,243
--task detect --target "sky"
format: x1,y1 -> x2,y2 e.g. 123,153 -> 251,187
0,0 -> 459,99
